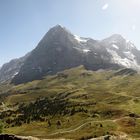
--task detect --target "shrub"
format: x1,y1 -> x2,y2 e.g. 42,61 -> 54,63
0,122 -> 3,133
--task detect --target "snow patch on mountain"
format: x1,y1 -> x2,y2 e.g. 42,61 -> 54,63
126,40 -> 136,50
112,44 -> 119,50
74,35 -> 88,43
124,51 -> 135,60
126,40 -> 130,43
107,49 -> 140,70
83,49 -> 90,53
12,72 -> 19,78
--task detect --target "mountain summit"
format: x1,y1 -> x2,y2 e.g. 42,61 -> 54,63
0,25 -> 140,84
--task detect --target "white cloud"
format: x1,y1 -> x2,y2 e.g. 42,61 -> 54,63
102,3 -> 109,10
132,24 -> 136,31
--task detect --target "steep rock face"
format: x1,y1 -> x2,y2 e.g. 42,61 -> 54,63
12,25 -> 86,84
0,54 -> 29,83
11,25 -> 116,84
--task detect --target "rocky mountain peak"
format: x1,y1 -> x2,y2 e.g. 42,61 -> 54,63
102,34 -> 136,51
0,25 -> 140,84
109,34 -> 124,39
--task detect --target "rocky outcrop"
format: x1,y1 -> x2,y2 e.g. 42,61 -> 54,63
0,134 -> 40,140
0,134 -> 68,140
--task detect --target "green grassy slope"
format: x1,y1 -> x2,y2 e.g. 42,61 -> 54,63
0,66 -> 140,139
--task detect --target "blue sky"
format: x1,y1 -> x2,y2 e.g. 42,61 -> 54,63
0,0 -> 140,66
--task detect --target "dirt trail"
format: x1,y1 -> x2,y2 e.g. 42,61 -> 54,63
48,119 -> 121,136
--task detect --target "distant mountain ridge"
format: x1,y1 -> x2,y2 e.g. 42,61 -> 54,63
0,53 -> 30,83
0,25 -> 140,84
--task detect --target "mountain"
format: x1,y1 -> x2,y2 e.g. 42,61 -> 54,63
0,25 -> 140,84
101,34 -> 140,70
11,25 -> 119,84
0,53 -> 29,83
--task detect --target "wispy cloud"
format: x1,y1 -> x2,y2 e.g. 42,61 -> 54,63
132,24 -> 136,31
102,3 -> 109,10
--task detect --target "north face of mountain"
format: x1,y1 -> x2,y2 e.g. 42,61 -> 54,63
11,25 -> 140,84
0,25 -> 139,84
11,25 -> 87,84
10,25 -> 116,84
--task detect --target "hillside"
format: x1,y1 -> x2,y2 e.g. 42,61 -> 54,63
0,66 -> 140,139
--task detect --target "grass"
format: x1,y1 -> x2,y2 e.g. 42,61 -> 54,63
1,66 -> 140,139
4,114 -> 118,139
